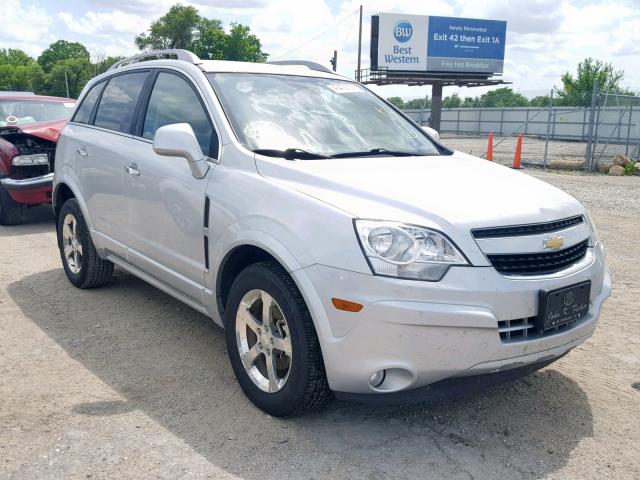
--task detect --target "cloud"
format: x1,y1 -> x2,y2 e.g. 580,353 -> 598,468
0,0 -> 52,56
484,0 -> 564,34
58,10 -> 145,36
85,0 -> 266,15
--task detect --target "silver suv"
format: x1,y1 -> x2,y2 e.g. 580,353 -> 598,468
53,50 -> 610,416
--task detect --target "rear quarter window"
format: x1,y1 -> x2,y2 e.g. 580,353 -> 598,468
72,81 -> 106,124
94,72 -> 148,134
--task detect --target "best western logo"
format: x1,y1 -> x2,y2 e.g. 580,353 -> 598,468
393,20 -> 413,42
385,20 -> 420,64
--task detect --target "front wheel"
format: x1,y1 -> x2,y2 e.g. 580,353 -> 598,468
224,261 -> 331,416
57,198 -> 113,288
0,185 -> 22,225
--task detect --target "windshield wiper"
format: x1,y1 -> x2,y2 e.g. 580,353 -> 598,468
330,148 -> 426,158
253,148 -> 328,160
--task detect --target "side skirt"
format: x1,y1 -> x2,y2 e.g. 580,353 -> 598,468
105,253 -> 210,317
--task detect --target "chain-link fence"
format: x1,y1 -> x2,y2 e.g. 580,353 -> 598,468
402,83 -> 639,172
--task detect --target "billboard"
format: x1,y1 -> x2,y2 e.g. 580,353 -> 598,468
371,13 -> 507,75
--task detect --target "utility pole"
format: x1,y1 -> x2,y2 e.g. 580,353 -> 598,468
64,71 -> 70,98
356,4 -> 362,82
330,50 -> 337,72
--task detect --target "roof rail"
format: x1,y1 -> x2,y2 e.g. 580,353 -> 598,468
109,49 -> 202,71
267,60 -> 335,74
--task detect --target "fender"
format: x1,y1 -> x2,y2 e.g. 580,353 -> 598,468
53,168 -> 94,233
212,229 -> 305,277
206,228 -> 305,325
206,228 -> 336,347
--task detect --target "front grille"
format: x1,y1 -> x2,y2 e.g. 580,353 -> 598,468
498,316 -> 582,343
486,240 -> 589,276
472,215 -> 584,239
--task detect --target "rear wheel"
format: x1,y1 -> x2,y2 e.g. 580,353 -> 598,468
0,185 -> 22,225
57,198 -> 113,288
224,261 -> 331,416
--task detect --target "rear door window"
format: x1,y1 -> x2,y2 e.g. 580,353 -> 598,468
72,81 -> 105,124
94,72 -> 148,134
142,72 -> 216,156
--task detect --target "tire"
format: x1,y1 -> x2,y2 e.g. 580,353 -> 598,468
0,184 -> 22,226
57,198 -> 113,289
224,261 -> 331,416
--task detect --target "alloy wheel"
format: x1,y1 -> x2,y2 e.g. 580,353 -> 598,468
62,213 -> 83,274
235,289 -> 293,393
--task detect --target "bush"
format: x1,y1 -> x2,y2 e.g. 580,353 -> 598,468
623,161 -> 636,176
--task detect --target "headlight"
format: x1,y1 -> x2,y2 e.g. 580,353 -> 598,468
12,153 -> 49,166
355,220 -> 468,281
584,212 -> 599,246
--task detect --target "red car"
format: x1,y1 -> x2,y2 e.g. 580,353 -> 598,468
0,94 -> 75,225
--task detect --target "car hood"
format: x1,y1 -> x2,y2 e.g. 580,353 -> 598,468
0,119 -> 66,142
255,151 -> 586,230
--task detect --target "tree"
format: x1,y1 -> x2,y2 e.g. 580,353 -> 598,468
0,49 -> 35,67
386,97 -> 404,109
44,58 -> 93,98
462,96 -> 480,107
556,58 -> 633,106
476,88 -> 529,107
222,24 -> 268,62
37,40 -> 90,72
442,93 -> 462,108
135,3 -> 268,62
191,18 -> 226,60
529,95 -> 552,107
92,54 -> 125,76
0,63 -> 44,92
135,4 -> 201,50
405,97 -> 430,109
0,49 -> 44,92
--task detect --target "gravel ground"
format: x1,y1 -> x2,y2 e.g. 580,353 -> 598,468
1,171 -> 639,480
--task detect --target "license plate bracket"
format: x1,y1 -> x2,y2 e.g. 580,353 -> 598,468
537,281 -> 591,331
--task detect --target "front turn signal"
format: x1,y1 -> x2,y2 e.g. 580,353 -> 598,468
331,298 -> 363,312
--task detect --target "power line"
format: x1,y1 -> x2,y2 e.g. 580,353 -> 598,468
271,8 -> 360,60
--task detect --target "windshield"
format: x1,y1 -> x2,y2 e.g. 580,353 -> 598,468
0,100 -> 75,126
207,73 -> 440,158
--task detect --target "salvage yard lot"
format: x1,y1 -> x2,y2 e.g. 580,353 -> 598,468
1,170 -> 639,480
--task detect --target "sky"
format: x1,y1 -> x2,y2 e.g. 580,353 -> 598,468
2,0 -> 639,100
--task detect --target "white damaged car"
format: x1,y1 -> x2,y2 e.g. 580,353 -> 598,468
53,50 -> 611,416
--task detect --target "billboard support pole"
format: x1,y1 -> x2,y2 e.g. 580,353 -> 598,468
357,5 -> 362,81
431,82 -> 443,131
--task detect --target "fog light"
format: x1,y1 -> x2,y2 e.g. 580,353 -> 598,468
369,370 -> 386,388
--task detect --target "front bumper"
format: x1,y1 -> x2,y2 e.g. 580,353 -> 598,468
1,173 -> 53,204
334,354 -> 566,404
293,242 -> 611,396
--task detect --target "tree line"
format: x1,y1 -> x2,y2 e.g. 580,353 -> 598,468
388,58 -> 637,110
0,4 -> 267,98
0,42 -> 120,98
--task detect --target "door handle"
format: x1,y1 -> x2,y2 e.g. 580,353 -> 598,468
76,147 -> 88,157
123,163 -> 140,177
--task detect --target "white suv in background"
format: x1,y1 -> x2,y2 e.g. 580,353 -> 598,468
53,50 -> 611,416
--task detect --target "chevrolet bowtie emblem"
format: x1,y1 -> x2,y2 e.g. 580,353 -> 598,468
543,236 -> 565,250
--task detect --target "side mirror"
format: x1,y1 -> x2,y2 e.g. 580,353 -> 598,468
153,123 -> 210,179
422,126 -> 440,141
